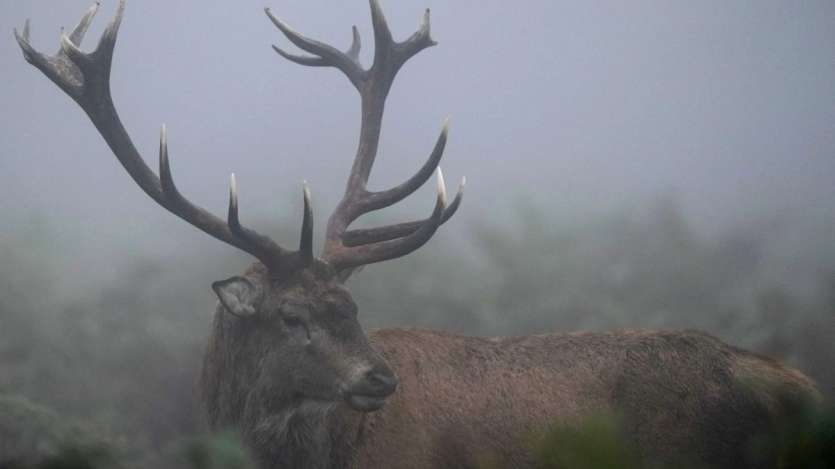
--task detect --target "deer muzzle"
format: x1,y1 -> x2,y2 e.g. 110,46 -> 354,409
343,366 -> 398,412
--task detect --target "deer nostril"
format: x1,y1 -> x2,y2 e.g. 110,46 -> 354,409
365,369 -> 398,395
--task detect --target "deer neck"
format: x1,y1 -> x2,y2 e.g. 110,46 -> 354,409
244,402 -> 363,469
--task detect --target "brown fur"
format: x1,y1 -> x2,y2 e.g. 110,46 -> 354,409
200,264 -> 821,469
354,328 -> 820,469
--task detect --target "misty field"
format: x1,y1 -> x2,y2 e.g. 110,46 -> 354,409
1,199 -> 833,467
2,0 -> 834,465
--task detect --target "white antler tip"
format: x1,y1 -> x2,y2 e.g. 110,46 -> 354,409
20,19 -> 31,41
421,8 -> 431,27
229,173 -> 238,196
436,167 -> 448,206
302,180 -> 311,201
460,176 -> 467,189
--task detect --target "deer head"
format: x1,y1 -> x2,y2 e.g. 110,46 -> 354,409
15,0 -> 463,414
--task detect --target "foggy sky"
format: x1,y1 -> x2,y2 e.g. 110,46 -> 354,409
1,0 -> 834,276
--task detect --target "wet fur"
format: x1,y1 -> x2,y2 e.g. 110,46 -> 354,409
203,313 -> 820,469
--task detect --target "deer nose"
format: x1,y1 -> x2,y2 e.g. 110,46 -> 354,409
364,367 -> 398,396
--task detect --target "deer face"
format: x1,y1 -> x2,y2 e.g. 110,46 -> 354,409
212,263 -> 397,413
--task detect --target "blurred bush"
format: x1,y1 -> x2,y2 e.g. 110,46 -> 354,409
529,404 -> 835,469
532,413 -> 641,469
762,401 -> 835,469
1,198 -> 833,464
0,394 -> 116,468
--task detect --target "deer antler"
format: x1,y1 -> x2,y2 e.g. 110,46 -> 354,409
267,0 -> 464,277
15,1 -> 312,275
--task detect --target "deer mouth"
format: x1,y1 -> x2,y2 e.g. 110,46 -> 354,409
341,365 -> 398,411
345,393 -> 388,412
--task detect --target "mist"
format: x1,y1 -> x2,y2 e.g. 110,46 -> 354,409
1,0 -> 834,466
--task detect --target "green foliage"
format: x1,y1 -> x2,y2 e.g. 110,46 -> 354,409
33,447 -> 116,469
0,394 -> 115,469
529,404 -> 835,469
752,401 -> 835,469
131,432 -> 257,469
532,413 -> 641,469
1,199 -> 834,466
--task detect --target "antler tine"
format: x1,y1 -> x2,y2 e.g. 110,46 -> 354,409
367,0 -> 436,81
343,177 -> 464,247
18,1 -> 309,275
265,8 -> 365,89
326,169 -> 448,270
368,0 -> 394,48
67,2 -> 100,46
299,182 -> 314,262
360,117 -> 450,215
158,124 -> 179,196
347,26 -> 362,62
21,19 -> 31,42
227,173 -> 241,230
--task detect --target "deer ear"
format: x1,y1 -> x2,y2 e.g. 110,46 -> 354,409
212,276 -> 263,318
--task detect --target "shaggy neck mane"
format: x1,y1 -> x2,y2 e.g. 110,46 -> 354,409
247,401 -> 346,469
201,306 -> 360,469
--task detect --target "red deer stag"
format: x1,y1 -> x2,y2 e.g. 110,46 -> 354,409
16,1 -> 820,468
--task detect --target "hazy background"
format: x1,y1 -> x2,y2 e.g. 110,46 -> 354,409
0,0 -> 834,463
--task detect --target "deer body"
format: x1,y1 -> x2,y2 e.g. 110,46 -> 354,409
17,2 -> 820,469
204,314 -> 819,469
363,329 -> 819,469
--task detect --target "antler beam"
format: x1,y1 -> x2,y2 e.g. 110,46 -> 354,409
16,1 -> 312,275
342,178 -> 464,247
18,0 -> 463,281
268,0 -> 464,277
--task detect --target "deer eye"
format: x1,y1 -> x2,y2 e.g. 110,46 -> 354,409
282,315 -> 305,329
281,314 -> 311,343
